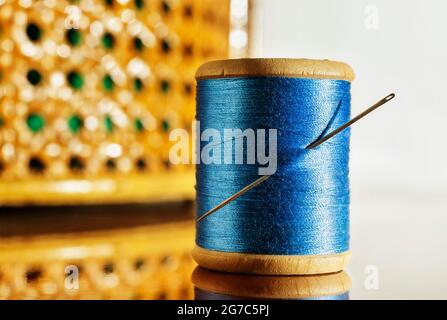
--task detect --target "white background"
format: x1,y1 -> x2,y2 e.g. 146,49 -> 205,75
252,0 -> 447,299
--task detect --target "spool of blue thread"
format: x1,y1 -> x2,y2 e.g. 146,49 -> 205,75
192,267 -> 351,300
193,59 -> 355,275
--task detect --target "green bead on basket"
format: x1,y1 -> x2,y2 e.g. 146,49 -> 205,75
68,115 -> 83,134
26,23 -> 42,42
66,29 -> 82,46
102,75 -> 114,91
67,71 -> 84,90
0,117 -> 4,128
105,115 -> 114,133
134,118 -> 144,132
133,37 -> 144,52
161,119 -> 170,132
161,80 -> 171,94
26,113 -> 45,133
102,32 -> 115,49
135,0 -> 144,10
27,69 -> 42,86
133,78 -> 143,92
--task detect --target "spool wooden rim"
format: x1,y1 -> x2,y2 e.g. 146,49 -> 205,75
192,267 -> 351,299
196,58 -> 355,82
192,246 -> 351,275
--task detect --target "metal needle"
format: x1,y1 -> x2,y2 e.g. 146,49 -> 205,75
306,93 -> 395,149
196,93 -> 396,222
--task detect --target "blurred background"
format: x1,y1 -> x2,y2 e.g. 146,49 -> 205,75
0,0 -> 242,299
0,0 -> 446,300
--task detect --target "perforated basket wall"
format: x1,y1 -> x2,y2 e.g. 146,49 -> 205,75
0,0 -> 231,205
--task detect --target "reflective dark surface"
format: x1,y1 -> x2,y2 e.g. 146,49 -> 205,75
1,201 -> 441,300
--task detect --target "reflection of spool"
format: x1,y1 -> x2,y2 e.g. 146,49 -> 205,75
193,59 -> 355,275
192,267 -> 351,300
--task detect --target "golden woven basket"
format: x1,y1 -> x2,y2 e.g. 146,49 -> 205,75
0,0 -> 247,206
0,0 -> 252,300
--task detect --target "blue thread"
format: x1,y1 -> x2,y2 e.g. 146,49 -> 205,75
196,77 -> 351,256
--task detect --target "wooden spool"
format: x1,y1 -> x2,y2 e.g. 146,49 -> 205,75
193,58 -> 355,275
192,267 -> 351,300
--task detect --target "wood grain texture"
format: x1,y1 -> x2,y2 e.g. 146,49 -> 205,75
192,266 -> 351,299
196,58 -> 355,81
192,245 -> 351,275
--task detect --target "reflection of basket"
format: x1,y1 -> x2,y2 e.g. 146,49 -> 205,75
0,203 -> 196,299
0,0 -> 230,205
